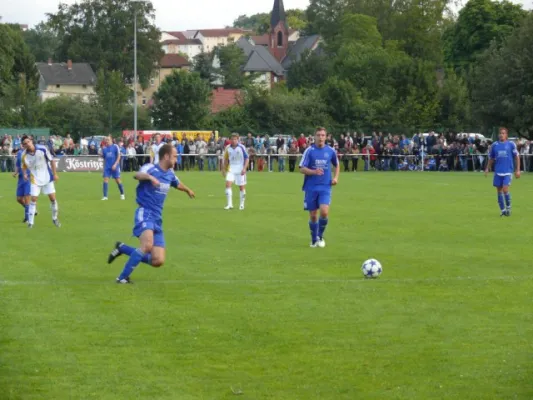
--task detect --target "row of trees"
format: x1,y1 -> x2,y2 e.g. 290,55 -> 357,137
1,0 -> 533,138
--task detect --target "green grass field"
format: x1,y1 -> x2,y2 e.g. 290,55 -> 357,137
1,171 -> 532,400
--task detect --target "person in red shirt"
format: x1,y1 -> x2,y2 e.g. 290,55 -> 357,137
362,144 -> 376,171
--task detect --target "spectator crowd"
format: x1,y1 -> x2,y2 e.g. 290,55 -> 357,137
1,131 -> 532,173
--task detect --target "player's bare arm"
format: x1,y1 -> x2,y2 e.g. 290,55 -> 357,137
300,166 -> 323,176
12,163 -> 18,178
113,151 -> 121,171
50,158 -> 59,181
241,158 -> 249,175
484,159 -> 493,177
221,155 -> 227,177
177,182 -> 195,198
332,160 -> 340,185
514,154 -> 521,179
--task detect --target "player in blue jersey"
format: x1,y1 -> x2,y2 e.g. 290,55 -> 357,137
107,144 -> 195,284
299,127 -> 340,248
101,137 -> 125,200
485,127 -> 520,216
13,142 -> 32,222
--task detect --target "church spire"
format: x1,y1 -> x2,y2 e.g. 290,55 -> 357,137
270,0 -> 288,33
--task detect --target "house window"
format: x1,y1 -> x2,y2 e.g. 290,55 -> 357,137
142,96 -> 147,105
56,84 -> 61,88
82,84 -> 87,89
150,78 -> 155,86
277,31 -> 283,47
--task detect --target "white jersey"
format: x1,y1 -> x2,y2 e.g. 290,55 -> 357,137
224,144 -> 248,174
151,143 -> 164,164
22,145 -> 54,186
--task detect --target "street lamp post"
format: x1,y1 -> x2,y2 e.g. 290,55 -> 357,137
131,0 -> 146,139
133,4 -> 138,139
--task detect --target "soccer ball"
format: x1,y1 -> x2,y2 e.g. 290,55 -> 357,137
362,259 -> 382,278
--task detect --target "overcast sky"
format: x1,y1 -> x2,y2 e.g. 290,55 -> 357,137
1,0 -> 532,31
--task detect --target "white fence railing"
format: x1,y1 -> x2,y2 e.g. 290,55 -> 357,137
1,153 -> 532,173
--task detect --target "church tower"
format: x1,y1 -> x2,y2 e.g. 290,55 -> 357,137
269,0 -> 289,62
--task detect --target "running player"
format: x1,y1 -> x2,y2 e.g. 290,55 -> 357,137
107,144 -> 195,284
101,137 -> 125,200
222,133 -> 249,210
20,135 -> 60,228
13,143 -> 32,222
299,127 -> 339,247
485,127 -> 520,216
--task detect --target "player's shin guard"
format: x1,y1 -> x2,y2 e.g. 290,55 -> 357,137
119,249 -> 144,280
497,193 -> 505,212
225,188 -> 233,207
118,183 -> 124,195
504,192 -> 511,209
309,220 -> 319,244
51,201 -> 59,220
28,201 -> 36,225
103,182 -> 109,198
240,189 -> 246,206
318,217 -> 328,239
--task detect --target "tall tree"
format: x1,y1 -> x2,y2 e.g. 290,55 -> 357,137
286,48 -> 332,90
216,44 -> 248,89
470,13 -> 533,137
193,52 -> 215,84
23,22 -> 60,62
233,13 -> 270,33
46,0 -> 163,87
0,24 -> 40,127
94,68 -> 131,132
150,70 -> 212,129
443,0 -> 527,71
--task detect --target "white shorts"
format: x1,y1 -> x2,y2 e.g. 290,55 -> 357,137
30,182 -> 56,197
226,172 -> 247,186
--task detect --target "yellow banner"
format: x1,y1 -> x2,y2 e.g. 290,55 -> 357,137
171,131 -> 218,142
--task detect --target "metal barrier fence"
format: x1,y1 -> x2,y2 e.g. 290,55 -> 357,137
1,153 -> 532,173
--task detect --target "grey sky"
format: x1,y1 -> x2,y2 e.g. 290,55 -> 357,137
1,0 -> 532,31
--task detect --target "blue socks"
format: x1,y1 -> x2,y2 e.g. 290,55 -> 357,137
504,192 -> 511,209
309,220 -> 319,244
497,193 -> 505,211
118,249 -> 144,280
118,183 -> 124,195
119,244 -> 152,265
103,182 -> 109,197
318,217 -> 328,239
24,205 -> 29,220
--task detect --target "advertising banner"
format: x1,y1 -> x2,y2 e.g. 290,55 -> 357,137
122,130 -> 218,142
55,156 -> 104,172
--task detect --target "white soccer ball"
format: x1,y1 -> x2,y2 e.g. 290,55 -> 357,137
362,259 -> 382,278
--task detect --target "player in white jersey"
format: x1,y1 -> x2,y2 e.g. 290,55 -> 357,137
150,133 -> 165,165
21,135 -> 61,228
222,133 -> 249,210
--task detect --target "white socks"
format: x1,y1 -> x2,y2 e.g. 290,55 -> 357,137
51,201 -> 59,220
28,201 -> 36,224
225,188 -> 233,207
240,190 -> 246,207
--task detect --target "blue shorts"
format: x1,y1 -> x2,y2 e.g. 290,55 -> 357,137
493,174 -> 512,188
16,180 -> 30,197
132,207 -> 165,248
304,190 -> 332,211
103,167 -> 121,179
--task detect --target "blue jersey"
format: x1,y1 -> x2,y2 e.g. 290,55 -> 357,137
299,144 -> 338,192
15,149 -> 30,181
490,141 -> 517,175
102,144 -> 120,169
135,163 -> 179,220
